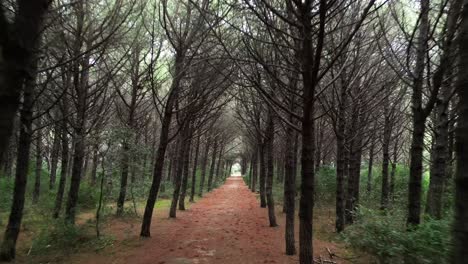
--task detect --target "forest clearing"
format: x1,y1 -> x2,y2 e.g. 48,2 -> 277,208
0,0 -> 468,263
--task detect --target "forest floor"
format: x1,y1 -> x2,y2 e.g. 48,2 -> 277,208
14,177 -> 356,264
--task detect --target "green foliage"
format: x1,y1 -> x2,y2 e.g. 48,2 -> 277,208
315,166 -> 337,206
30,221 -> 114,255
342,207 -> 451,264
78,183 -> 100,209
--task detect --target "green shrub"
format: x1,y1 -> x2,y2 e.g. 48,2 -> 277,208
342,207 -> 451,264
30,221 -> 114,255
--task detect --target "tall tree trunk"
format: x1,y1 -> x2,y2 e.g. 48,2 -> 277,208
178,128 -> 192,210
169,131 -> 186,218
32,123 -> 42,204
199,137 -> 210,197
251,151 -> 258,192
381,105 -> 391,210
284,125 -> 296,255
190,136 -> 200,202
207,138 -> 218,192
53,120 -> 69,219
214,144 -> 224,183
0,67 -> 35,261
452,0 -> 468,261
258,144 -> 267,208
0,0 -> 50,164
407,0 -> 430,227
390,139 -> 398,202
367,133 -> 375,193
140,52 -> 183,236
49,123 -> 61,189
116,141 -> 130,216
265,111 -> 277,227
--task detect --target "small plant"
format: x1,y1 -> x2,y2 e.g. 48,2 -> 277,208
30,221 -> 114,255
341,207 -> 451,264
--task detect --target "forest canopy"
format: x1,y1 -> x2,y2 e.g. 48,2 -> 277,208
0,0 -> 467,263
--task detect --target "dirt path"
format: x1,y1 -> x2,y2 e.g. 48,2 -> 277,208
68,177 -> 344,264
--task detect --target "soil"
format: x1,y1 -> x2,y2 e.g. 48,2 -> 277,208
23,177 -> 348,264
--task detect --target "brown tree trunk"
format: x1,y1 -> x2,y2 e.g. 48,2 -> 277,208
381,105 -> 391,210
169,130 -> 187,217
199,137 -> 210,197
178,128 -> 192,210
367,133 -> 375,193
207,138 -> 218,192
53,119 -> 69,219
251,151 -> 258,192
452,0 -> 468,261
284,124 -> 296,255
407,0 -> 430,227
116,141 -> 130,216
258,143 -> 267,208
190,136 -> 200,202
32,123 -> 43,204
265,111 -> 278,227
140,52 -> 183,236
0,0 -> 50,164
0,67 -> 35,261
49,123 -> 61,189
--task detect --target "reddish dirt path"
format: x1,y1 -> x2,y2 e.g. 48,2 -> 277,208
69,177 -> 344,264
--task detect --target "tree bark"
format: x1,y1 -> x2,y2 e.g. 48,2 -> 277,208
258,144 -> 267,208
207,138 -> 218,192
190,135 -> 200,202
32,123 -> 42,204
265,111 -> 277,227
53,119 -> 69,219
452,0 -> 468,261
140,52 -> 183,236
116,141 -> 130,216
0,65 -> 35,261
0,0 -> 50,164
49,123 -> 61,189
178,128 -> 192,210
198,137 -> 210,197
407,0 -> 430,227
284,124 -> 296,255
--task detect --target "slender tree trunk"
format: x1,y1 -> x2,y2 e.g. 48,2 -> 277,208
190,136 -> 200,202
214,144 -> 224,183
178,128 -> 192,210
53,122 -> 69,219
367,134 -> 375,193
199,137 -> 210,197
32,124 -> 43,204
207,138 -> 218,192
140,51 -> 182,236
251,151 -> 258,192
265,111 -> 277,227
49,123 -> 61,189
116,141 -> 130,216
390,139 -> 398,202
169,132 -> 186,218
381,108 -> 391,210
258,144 -> 267,208
284,125 -> 296,255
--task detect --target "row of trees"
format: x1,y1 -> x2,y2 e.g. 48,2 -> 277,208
0,0 -> 467,263
228,0 -> 467,263
0,0 -> 238,260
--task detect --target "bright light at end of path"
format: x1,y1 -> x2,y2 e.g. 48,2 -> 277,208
230,163 -> 242,177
